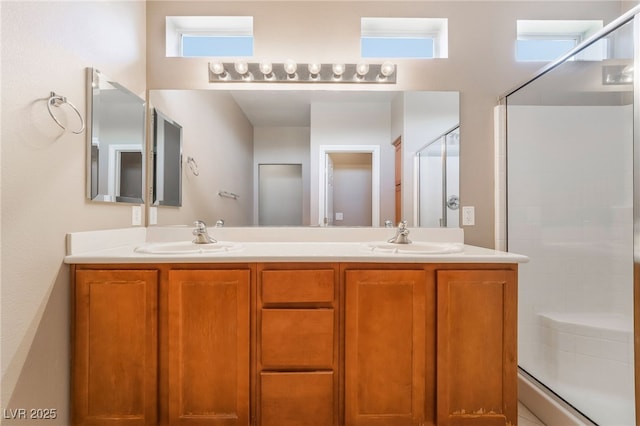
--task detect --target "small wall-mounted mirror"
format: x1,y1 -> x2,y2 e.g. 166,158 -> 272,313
152,108 -> 183,207
87,68 -> 146,203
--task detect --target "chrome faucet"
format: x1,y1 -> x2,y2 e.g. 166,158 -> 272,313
192,220 -> 216,244
387,220 -> 411,244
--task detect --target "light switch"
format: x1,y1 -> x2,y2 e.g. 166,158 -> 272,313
132,205 -> 142,226
149,207 -> 158,225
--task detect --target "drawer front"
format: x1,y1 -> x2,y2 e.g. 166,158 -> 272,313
261,309 -> 334,369
261,269 -> 334,305
260,371 -> 335,426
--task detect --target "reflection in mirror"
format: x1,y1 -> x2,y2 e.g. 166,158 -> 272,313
152,108 -> 183,206
148,89 -> 458,227
417,125 -> 459,227
87,68 -> 145,203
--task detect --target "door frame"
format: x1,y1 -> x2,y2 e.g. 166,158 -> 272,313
318,145 -> 380,226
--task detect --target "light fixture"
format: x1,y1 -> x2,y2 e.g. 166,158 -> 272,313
284,60 -> 298,79
209,61 -> 228,79
602,64 -> 634,85
259,61 -> 274,79
355,63 -> 370,80
308,63 -> 322,79
234,61 -> 251,80
208,61 -> 397,84
332,63 -> 346,80
378,61 -> 396,81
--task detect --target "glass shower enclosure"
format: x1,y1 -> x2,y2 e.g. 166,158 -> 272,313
502,7 -> 638,425
417,125 -> 460,227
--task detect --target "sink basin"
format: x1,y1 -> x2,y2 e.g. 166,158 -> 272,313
134,241 -> 242,255
363,241 -> 464,255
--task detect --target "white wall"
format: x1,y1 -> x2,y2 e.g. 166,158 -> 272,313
149,90 -> 254,226
310,102 -> 393,226
254,127 -> 310,225
1,1 -> 146,422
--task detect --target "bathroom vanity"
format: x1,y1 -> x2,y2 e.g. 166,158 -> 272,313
65,227 -> 526,426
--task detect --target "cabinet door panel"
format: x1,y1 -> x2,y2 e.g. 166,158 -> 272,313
168,269 -> 250,426
345,270 -> 427,426
261,309 -> 334,369
436,269 -> 517,426
260,372 -> 334,426
74,269 -> 158,426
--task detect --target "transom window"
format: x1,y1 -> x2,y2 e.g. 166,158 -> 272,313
516,20 -> 603,62
361,17 -> 448,59
166,16 -> 253,57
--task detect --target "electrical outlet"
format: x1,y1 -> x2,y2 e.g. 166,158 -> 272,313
132,205 -> 142,226
335,212 -> 344,221
462,206 -> 475,226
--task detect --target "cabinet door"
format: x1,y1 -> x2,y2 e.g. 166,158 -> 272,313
436,269 -> 517,426
345,269 -> 429,426
73,269 -> 158,426
167,269 -> 250,426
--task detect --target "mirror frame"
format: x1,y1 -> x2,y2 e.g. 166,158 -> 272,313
86,67 -> 146,204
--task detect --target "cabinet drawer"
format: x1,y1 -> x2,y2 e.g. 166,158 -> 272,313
261,309 -> 334,369
260,371 -> 334,426
261,269 -> 334,305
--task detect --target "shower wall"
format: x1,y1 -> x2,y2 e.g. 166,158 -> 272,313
508,104 -> 634,424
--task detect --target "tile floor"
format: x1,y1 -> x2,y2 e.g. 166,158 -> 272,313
519,401 -> 545,426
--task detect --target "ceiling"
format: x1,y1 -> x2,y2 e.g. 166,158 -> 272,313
229,90 -> 400,127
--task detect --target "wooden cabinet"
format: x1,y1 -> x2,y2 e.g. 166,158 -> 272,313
166,269 -> 250,426
436,269 -> 517,426
257,266 -> 339,426
344,269 -> 433,426
72,269 -> 158,426
72,267 -> 250,426
72,262 -> 517,426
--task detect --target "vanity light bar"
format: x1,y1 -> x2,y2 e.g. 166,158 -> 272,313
208,61 -> 397,84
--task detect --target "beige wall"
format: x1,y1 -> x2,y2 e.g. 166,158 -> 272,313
1,1 -> 146,422
146,0 -> 626,246
149,90 -> 254,226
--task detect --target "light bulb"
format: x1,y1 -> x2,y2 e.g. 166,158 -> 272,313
259,61 -> 273,76
332,63 -> 346,78
308,63 -> 322,77
284,60 -> 297,77
234,61 -> 249,75
380,61 -> 395,77
210,61 -> 226,77
355,63 -> 369,79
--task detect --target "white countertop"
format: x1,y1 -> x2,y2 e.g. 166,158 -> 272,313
64,226 -> 528,264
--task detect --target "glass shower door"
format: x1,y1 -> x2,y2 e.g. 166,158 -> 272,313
417,126 -> 460,227
505,14 -> 636,425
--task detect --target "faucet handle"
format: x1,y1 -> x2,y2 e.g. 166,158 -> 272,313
193,220 -> 207,232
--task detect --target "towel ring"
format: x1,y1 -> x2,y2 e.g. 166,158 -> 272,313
47,92 -> 85,134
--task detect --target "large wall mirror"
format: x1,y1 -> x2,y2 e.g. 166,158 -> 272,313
87,68 -> 145,203
148,89 -> 458,227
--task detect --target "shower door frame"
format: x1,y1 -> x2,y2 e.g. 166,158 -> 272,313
499,5 -> 640,424
632,12 -> 639,426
